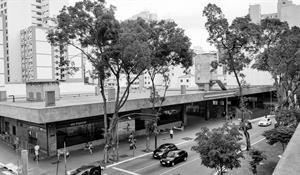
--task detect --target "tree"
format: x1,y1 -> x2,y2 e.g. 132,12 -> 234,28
191,123 -> 244,175
252,19 -> 289,109
48,0 -> 151,163
144,19 -> 194,151
249,149 -> 267,174
203,3 -> 260,150
262,126 -> 295,151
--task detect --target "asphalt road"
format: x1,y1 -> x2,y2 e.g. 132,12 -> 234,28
103,120 -> 274,175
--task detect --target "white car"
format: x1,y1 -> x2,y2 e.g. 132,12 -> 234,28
258,116 -> 272,127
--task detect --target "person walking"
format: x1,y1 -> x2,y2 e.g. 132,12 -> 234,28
87,142 -> 93,154
34,144 -> 40,162
169,128 -> 174,139
13,137 -> 19,152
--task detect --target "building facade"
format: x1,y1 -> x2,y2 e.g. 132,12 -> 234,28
249,0 -> 300,27
0,0 -> 68,84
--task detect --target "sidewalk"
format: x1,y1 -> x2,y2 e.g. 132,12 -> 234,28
0,116 -> 264,175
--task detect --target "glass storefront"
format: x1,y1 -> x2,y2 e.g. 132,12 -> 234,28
56,117 -> 104,149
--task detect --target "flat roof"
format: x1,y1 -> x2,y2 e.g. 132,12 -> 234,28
0,85 -> 275,124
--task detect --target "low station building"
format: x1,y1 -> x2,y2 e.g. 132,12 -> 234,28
0,81 -> 275,158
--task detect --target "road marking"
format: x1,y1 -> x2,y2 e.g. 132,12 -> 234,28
112,167 -> 140,175
159,158 -> 200,175
106,140 -> 192,168
133,162 -> 159,172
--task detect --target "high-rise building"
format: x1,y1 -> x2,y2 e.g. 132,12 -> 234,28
0,0 -> 68,84
131,11 -> 158,21
20,26 -> 83,82
249,0 -> 300,27
0,15 -> 4,87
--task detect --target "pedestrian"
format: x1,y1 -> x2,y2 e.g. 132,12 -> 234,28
130,138 -> 136,150
169,128 -> 174,139
13,137 -> 19,152
128,132 -> 134,143
87,142 -> 93,154
34,144 -> 40,161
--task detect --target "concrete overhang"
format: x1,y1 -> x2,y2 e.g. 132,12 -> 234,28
0,85 -> 275,124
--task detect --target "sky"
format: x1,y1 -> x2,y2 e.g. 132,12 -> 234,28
69,0 -> 300,51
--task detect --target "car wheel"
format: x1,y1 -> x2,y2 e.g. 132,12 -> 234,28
171,162 -> 174,167
184,157 -> 187,161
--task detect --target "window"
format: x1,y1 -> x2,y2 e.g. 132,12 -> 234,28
36,12 -> 42,15
180,79 -> 183,83
12,126 -> 16,135
186,79 -> 189,82
7,77 -> 9,82
36,0 -> 41,2
36,6 -> 41,9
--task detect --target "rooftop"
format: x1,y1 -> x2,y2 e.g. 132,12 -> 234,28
0,85 -> 275,124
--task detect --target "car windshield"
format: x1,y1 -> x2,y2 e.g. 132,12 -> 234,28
158,145 -> 169,150
167,152 -> 176,157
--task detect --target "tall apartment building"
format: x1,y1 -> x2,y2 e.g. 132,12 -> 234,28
0,0 -> 68,84
0,15 -> 4,87
20,26 -> 83,82
249,0 -> 300,27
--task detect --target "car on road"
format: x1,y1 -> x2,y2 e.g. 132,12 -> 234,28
258,116 -> 272,127
67,164 -> 104,175
160,150 -> 188,167
153,143 -> 178,159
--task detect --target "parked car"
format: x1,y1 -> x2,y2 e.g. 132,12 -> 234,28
258,116 -> 272,127
153,143 -> 178,159
160,150 -> 188,166
67,165 -> 104,175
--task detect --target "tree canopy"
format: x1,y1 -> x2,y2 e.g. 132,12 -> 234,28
192,123 -> 244,175
262,126 -> 295,151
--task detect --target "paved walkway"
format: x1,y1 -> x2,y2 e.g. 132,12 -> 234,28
0,115 -> 265,175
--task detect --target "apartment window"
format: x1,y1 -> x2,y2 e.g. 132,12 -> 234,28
186,79 -> 189,82
3,2 -> 6,7
37,24 -> 42,27
36,0 -> 41,3
7,77 -> 9,82
180,79 -> 183,83
36,12 -> 42,15
4,9 -> 6,13
7,63 -> 9,68
36,6 -> 41,9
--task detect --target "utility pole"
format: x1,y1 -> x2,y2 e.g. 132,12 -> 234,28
64,142 -> 67,175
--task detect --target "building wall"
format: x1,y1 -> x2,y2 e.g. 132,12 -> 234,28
0,15 -> 4,87
249,4 -> 261,24
280,5 -> 300,27
0,0 -> 68,84
194,52 -> 219,84
5,0 -> 32,83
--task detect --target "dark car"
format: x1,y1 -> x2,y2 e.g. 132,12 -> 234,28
160,150 -> 188,167
153,143 -> 178,159
67,164 -> 104,175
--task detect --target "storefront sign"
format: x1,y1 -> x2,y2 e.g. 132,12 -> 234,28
70,121 -> 87,127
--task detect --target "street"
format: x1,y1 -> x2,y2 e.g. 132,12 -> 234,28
102,119 -> 274,175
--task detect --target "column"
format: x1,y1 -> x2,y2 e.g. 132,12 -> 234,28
21,150 -> 28,175
182,104 -> 188,126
